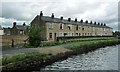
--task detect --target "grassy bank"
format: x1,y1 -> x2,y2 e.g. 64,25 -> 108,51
2,38 -> 120,72
41,37 -> 116,47
65,39 -> 120,54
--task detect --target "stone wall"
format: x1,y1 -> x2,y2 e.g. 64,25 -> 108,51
1,35 -> 28,47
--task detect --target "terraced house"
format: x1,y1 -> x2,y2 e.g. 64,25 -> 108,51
31,11 -> 113,41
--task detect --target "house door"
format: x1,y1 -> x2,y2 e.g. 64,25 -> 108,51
54,33 -> 56,41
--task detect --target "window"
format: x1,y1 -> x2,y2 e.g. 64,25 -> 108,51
67,26 -> 71,30
82,28 -> 84,31
60,23 -> 64,29
67,25 -> 72,30
82,33 -> 84,36
59,32 -> 63,36
64,33 -> 67,36
76,33 -> 78,36
72,33 -> 74,36
76,25 -> 79,30
49,33 -> 52,38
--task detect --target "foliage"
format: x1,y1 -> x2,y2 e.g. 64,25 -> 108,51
28,27 -> 42,47
113,31 -> 120,36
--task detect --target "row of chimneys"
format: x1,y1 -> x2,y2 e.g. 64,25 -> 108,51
40,11 -> 106,26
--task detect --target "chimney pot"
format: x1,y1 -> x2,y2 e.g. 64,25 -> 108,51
51,13 -> 54,19
75,18 -> 77,22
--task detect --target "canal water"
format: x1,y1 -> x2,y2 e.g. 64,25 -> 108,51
40,45 -> 119,71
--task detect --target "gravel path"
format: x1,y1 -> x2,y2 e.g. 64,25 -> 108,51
2,41 -> 98,56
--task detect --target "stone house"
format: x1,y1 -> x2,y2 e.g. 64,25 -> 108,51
31,11 -> 113,41
11,22 -> 29,35
3,27 -> 11,35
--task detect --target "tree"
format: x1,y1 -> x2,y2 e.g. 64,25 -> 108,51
28,27 -> 42,47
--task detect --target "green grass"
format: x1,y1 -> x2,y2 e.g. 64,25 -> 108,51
1,38 -> 120,66
65,39 -> 120,51
41,37 -> 116,47
2,52 -> 52,65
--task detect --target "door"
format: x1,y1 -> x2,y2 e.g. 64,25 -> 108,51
54,33 -> 56,41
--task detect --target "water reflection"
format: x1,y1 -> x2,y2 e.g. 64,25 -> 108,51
41,45 -> 119,70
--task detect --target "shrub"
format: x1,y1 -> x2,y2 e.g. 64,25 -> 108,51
28,27 -> 42,47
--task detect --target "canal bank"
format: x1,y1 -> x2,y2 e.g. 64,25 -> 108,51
41,45 -> 119,71
2,39 -> 120,72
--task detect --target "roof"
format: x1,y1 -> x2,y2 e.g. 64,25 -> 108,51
36,15 -> 112,29
15,25 -> 29,30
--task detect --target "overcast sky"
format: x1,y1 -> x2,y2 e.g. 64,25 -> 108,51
0,0 -> 119,31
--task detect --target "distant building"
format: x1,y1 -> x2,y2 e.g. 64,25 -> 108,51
0,25 -> 3,35
31,11 -> 113,41
3,27 -> 11,35
11,22 -> 29,35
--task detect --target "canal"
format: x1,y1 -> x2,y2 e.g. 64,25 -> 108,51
40,45 -> 119,71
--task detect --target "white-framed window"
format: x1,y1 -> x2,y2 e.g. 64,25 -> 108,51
60,23 -> 64,29
59,32 -> 63,36
68,32 -> 72,36
67,25 -> 72,30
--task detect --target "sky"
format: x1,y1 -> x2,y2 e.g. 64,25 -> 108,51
0,0 -> 119,31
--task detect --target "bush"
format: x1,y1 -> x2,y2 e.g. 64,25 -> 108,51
28,27 -> 42,47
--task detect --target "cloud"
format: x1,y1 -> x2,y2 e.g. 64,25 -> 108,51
0,0 -> 119,31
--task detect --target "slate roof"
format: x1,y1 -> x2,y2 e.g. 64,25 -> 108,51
15,25 -> 29,30
36,15 -> 112,29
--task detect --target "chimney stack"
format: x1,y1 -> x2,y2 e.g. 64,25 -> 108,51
94,22 -> 96,25
13,22 -> 16,27
104,23 -> 106,26
68,18 -> 71,21
85,20 -> 88,24
60,16 -> 63,20
80,19 -> 83,23
23,22 -> 26,26
40,11 -> 43,17
101,23 -> 103,26
51,13 -> 54,19
75,18 -> 77,22
98,22 -> 100,25
90,21 -> 92,24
